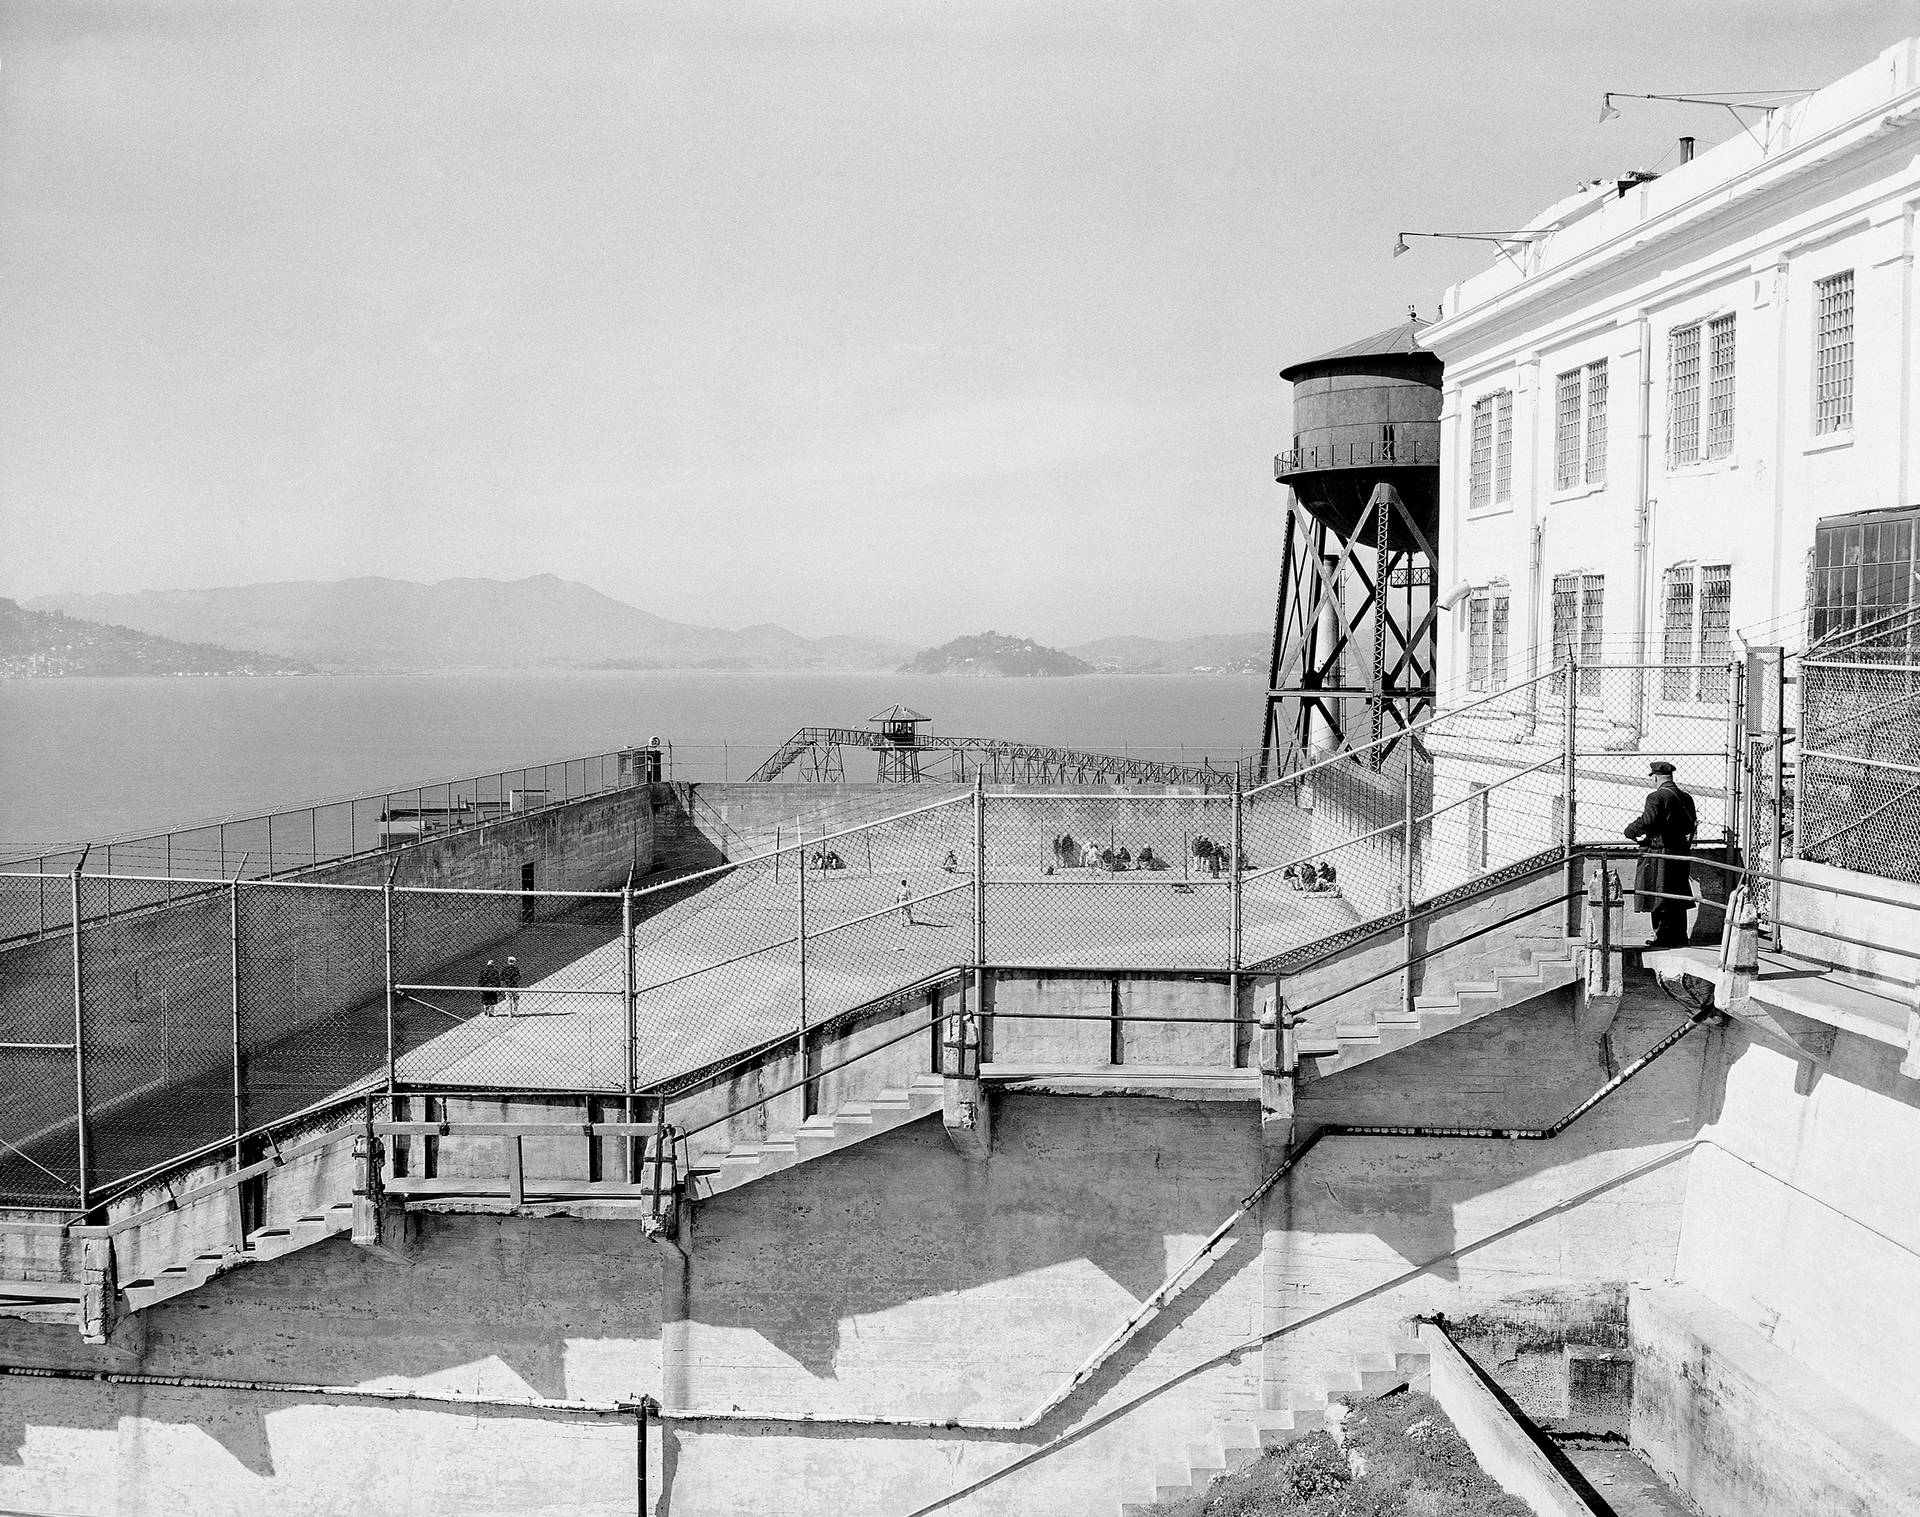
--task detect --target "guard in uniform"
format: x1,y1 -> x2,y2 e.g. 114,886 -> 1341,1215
1624,760 -> 1698,948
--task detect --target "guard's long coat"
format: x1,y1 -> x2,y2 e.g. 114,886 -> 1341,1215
1623,779 -> 1698,913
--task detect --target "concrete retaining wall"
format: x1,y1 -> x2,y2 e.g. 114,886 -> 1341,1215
1673,1018 -> 1920,1445
1631,1283 -> 1920,1517
1419,1322 -> 1600,1517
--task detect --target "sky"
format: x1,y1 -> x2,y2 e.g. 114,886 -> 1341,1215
1,0 -> 1913,647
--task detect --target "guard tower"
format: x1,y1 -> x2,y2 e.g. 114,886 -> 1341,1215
1260,317 -> 1443,777
869,705 -> 931,782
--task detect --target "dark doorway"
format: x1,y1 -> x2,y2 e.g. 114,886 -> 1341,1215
520,862 -> 535,922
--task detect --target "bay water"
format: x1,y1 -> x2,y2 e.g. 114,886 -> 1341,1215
0,671 -> 1264,853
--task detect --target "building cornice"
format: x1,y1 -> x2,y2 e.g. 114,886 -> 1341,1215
1422,90 -> 1920,364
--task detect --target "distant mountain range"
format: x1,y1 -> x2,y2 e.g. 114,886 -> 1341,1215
18,577 -> 1269,677
0,598 -> 312,678
1066,631 -> 1267,674
29,576 -> 911,674
901,631 -> 1093,678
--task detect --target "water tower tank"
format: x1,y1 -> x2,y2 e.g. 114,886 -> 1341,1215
1260,318 -> 1444,776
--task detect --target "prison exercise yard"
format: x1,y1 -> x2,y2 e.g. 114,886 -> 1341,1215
6,40 -> 1920,1517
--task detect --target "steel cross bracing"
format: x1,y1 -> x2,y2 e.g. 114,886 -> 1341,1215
745,729 -> 1247,790
1260,483 -> 1437,780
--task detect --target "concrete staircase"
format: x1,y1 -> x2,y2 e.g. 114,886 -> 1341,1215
1107,1337 -> 1431,1516
120,1200 -> 356,1313
687,1072 -> 947,1201
1296,941 -> 1581,1079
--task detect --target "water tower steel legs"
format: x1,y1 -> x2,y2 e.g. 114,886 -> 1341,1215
1259,482 -> 1437,778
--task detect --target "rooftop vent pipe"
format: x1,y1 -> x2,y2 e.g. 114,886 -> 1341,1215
1679,135 -> 1696,163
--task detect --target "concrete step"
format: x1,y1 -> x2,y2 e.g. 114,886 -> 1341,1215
692,1079 -> 944,1200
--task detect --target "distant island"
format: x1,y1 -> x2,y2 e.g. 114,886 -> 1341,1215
900,631 -> 1093,678
0,598 -> 312,678
18,575 -> 1271,677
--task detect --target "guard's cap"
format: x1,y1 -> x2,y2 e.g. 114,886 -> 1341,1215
1649,760 -> 1676,775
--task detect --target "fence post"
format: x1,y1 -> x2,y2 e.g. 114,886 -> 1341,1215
624,879 -> 638,1097
1229,773 -> 1244,1011
267,814 -> 275,879
1770,654 -> 1786,949
1564,661 -> 1580,939
1790,660 -> 1805,861
70,862 -> 89,1214
1401,754 -> 1416,1021
1725,659 -> 1745,853
973,776 -> 988,1061
796,829 -> 810,1118
230,880 -> 244,1165
383,863 -> 399,1094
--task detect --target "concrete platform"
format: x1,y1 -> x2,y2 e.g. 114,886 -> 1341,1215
1643,944 -> 1911,1049
980,1064 -> 1260,1100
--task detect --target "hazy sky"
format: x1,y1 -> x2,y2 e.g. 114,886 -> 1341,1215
1,1 -> 1911,645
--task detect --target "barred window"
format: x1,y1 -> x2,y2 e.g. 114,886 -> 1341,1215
1580,576 -> 1604,693
1661,563 -> 1734,700
1706,314 -> 1736,458
1584,360 -> 1608,484
1466,589 -> 1510,693
1494,390 -> 1513,502
1662,567 -> 1696,699
1814,271 -> 1854,435
1470,396 -> 1494,508
1555,370 -> 1583,491
1468,596 -> 1491,692
1551,571 -> 1604,695
1667,323 -> 1702,467
1700,564 -> 1732,699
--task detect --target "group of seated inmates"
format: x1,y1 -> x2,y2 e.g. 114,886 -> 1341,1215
1047,833 -> 1171,873
808,848 -> 846,871
1281,861 -> 1339,893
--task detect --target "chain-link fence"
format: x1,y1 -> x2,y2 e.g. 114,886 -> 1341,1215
0,668 -> 1769,1209
0,746 -> 660,945
1798,648 -> 1920,884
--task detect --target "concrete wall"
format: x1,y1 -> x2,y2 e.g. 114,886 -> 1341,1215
1671,1017 -> 1920,1444
1419,1322 -> 1600,1517
1778,858 -> 1920,990
1632,1283 -> 1920,1517
0,786 -> 657,1197
1264,990 -> 1707,1412
0,1212 -> 665,1517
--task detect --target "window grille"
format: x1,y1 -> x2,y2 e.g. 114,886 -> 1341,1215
1551,575 -> 1578,676
1555,369 -> 1583,490
1668,323 -> 1701,467
1468,597 -> 1491,692
1551,572 -> 1604,695
1814,271 -> 1854,435
1470,397 -> 1493,508
1579,575 -> 1604,694
1491,594 -> 1510,687
1700,564 -> 1732,699
1494,391 -> 1513,502
1706,314 -> 1736,458
1662,567 -> 1696,700
1812,510 -> 1919,650
1584,360 -> 1608,485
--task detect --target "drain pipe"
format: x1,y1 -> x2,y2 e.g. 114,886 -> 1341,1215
1632,312 -> 1654,740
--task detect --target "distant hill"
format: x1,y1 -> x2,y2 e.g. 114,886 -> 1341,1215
900,631 -> 1093,678
29,577 -> 912,674
1066,631 -> 1267,674
0,598 -> 312,678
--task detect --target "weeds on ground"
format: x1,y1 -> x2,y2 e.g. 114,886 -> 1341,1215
1144,1390 -> 1534,1517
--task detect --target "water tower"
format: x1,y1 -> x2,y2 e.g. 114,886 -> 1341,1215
1259,316 -> 1443,777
